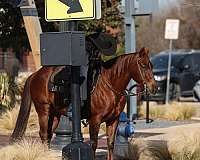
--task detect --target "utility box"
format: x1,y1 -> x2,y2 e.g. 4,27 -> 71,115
40,32 -> 86,66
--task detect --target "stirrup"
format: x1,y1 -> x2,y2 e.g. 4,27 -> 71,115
81,120 -> 89,127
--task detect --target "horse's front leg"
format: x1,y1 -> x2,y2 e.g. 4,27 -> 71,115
89,117 -> 101,159
52,114 -> 61,133
106,119 -> 119,160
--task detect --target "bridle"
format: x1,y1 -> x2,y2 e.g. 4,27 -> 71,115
101,55 -> 151,97
137,55 -> 152,86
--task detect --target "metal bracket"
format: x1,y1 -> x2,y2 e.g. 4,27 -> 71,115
125,17 -> 132,25
20,8 -> 38,16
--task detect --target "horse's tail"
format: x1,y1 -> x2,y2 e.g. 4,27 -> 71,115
10,76 -> 32,143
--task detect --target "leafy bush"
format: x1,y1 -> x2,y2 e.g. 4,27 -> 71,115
0,72 -> 20,110
0,73 -> 9,108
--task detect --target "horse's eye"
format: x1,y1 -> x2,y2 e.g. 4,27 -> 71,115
141,63 -> 148,69
144,65 -> 148,69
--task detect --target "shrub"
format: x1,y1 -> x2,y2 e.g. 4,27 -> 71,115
128,139 -> 171,160
168,130 -> 200,160
139,102 -> 197,121
0,138 -> 60,160
128,130 -> 200,160
164,104 -> 196,121
0,105 -> 39,133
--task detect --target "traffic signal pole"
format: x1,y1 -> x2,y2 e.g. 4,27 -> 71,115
125,0 -> 137,120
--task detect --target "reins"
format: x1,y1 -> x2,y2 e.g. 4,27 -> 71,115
102,76 -> 146,97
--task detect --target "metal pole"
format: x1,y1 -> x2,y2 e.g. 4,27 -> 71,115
146,87 -> 150,123
125,0 -> 137,120
66,21 -> 83,142
165,40 -> 173,104
62,21 -> 93,160
71,66 -> 83,142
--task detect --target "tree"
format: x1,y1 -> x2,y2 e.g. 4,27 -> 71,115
136,0 -> 200,54
0,1 -> 29,52
0,0 -> 123,52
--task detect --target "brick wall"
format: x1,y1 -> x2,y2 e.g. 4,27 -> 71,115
0,48 -> 36,72
22,51 -> 36,71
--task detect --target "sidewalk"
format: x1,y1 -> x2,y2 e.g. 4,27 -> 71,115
135,122 -> 200,141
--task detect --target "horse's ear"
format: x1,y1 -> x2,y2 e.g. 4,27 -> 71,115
138,47 -> 149,58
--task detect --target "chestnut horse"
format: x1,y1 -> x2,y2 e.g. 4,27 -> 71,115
10,47 -> 157,160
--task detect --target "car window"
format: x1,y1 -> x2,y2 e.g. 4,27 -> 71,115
192,53 -> 200,70
151,53 -> 185,70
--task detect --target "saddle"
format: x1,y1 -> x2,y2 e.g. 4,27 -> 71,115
48,66 -> 71,107
48,66 -> 90,119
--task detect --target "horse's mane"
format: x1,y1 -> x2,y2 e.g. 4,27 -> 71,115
102,58 -> 118,69
102,53 -> 137,78
102,53 -> 137,69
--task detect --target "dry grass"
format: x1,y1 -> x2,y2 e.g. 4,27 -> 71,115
168,129 -> 200,160
128,138 -> 171,160
128,130 -> 200,160
139,102 -> 197,121
0,138 -> 60,160
0,105 -> 39,134
0,103 -> 106,135
165,104 -> 196,121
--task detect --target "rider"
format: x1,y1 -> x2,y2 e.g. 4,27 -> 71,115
85,32 -> 118,92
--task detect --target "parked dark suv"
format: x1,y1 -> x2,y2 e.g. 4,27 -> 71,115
149,49 -> 200,103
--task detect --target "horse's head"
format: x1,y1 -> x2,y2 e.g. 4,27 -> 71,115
132,47 -> 157,94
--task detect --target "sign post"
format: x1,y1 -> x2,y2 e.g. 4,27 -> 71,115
61,21 -> 93,160
165,19 -> 180,104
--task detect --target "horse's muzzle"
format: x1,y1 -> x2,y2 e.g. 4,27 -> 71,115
147,82 -> 158,95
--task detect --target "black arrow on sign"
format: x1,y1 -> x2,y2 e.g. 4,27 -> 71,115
59,0 -> 83,14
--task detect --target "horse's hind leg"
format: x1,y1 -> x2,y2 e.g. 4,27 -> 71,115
47,114 -> 54,145
36,103 -> 50,144
106,119 -> 119,160
89,117 -> 101,158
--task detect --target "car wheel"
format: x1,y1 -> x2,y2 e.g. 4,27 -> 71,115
169,83 -> 181,101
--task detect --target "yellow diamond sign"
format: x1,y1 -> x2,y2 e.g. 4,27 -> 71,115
45,0 -> 96,21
